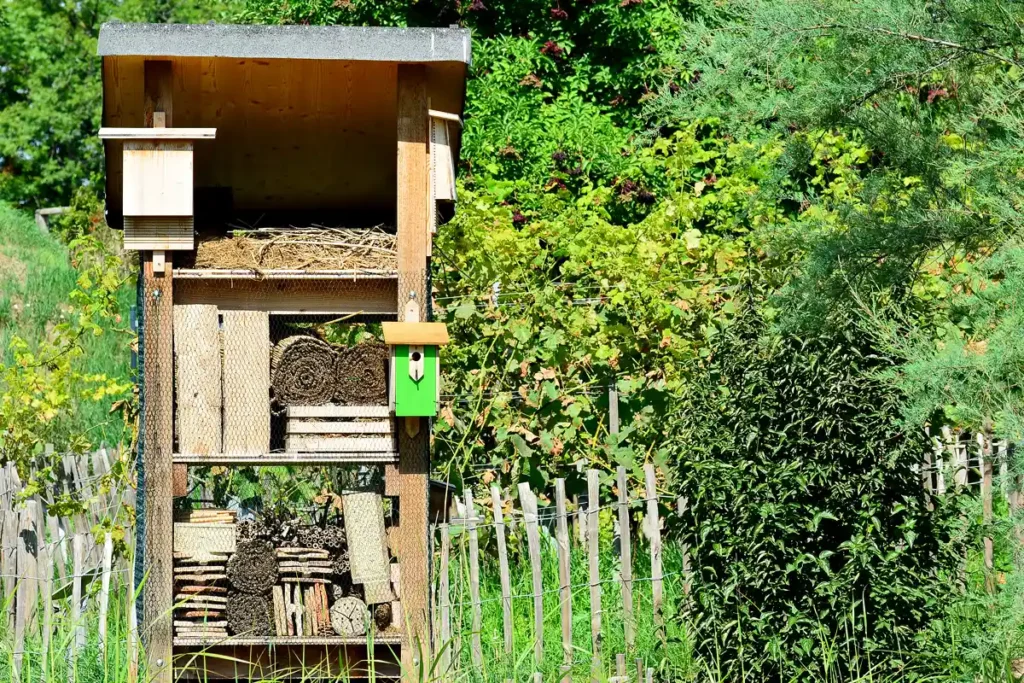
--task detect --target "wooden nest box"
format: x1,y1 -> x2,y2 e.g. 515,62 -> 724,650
98,21 -> 470,682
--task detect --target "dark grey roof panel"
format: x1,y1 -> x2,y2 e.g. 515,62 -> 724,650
98,22 -> 472,64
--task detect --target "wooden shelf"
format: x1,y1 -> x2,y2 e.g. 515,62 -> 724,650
174,269 -> 397,281
173,452 -> 398,465
174,634 -> 402,647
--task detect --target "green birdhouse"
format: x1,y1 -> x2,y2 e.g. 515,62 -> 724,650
383,322 -> 450,417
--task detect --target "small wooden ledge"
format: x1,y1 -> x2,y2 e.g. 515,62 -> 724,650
382,321 -> 450,345
99,127 -> 217,140
173,269 -> 397,281
173,452 -> 398,465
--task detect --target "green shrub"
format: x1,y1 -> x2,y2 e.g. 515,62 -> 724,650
668,306 -> 965,679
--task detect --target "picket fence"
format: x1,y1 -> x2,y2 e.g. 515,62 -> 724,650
0,444 -> 138,682
430,464 -> 687,683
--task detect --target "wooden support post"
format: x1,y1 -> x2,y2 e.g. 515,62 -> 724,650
519,483 -> 544,665
465,490 -> 483,668
141,58 -> 175,683
128,557 -> 139,683
40,546 -> 52,682
397,63 -> 430,681
587,470 -> 602,682
555,479 -> 572,682
13,502 -> 39,682
491,486 -> 513,655
616,467 -> 634,650
71,534 -> 85,658
644,464 -> 664,645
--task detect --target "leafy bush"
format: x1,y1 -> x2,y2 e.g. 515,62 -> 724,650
667,306 -> 964,679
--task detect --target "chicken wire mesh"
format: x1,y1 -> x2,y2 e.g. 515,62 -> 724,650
135,259 -> 428,645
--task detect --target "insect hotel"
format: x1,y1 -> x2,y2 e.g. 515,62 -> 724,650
97,22 -> 469,681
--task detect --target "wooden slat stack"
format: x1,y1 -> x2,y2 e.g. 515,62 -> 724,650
274,547 -> 333,636
173,509 -> 236,640
285,406 -> 396,458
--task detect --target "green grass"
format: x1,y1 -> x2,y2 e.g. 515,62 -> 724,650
0,203 -> 135,446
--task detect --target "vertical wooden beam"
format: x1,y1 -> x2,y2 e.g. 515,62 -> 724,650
555,480 -> 572,682
587,470 -> 602,681
465,490 -> 483,668
644,465 -> 664,645
980,434 -> 994,593
519,483 -> 545,665
490,486 -> 513,655
616,467 -> 634,650
396,63 -> 430,682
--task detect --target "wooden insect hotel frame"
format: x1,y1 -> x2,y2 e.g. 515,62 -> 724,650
98,22 -> 470,681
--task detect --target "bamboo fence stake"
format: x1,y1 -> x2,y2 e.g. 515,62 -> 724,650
490,486 -> 513,654
40,547 -> 52,682
465,489 -> 483,668
587,469 -> 602,680
71,534 -> 86,655
644,464 -> 664,644
616,466 -> 634,650
439,525 -> 452,675
645,667 -> 654,683
519,482 -> 545,664
99,532 -> 114,657
555,479 -> 572,679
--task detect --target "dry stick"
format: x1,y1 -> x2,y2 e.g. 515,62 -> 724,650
466,490 -> 483,668
519,482 -> 545,665
555,479 -> 573,683
490,486 -> 513,655
439,527 -> 452,676
980,434 -> 995,594
616,467 -> 635,651
644,464 -> 665,645
98,532 -> 114,658
588,470 -> 602,682
921,448 -> 934,511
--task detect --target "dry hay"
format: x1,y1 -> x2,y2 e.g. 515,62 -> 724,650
334,343 -> 389,405
226,592 -> 274,637
227,540 -> 279,594
373,602 -> 393,631
272,335 -> 340,406
194,226 -> 396,271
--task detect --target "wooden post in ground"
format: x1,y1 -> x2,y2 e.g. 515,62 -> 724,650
438,527 -> 451,675
643,465 -> 664,645
98,532 -> 114,658
519,483 -> 544,665
2,510 -> 17,630
587,469 -> 602,681
396,62 -> 431,682
616,466 -> 634,650
40,546 -> 52,682
980,434 -> 995,593
141,57 -> 175,683
13,501 -> 40,682
465,490 -> 482,668
490,486 -> 513,655
70,534 -> 85,660
554,479 -> 572,683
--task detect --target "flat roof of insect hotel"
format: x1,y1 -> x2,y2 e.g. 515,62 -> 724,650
98,21 -> 471,229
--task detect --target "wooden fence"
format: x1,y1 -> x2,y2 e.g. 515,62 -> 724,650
0,444 -> 138,682
431,464 -> 687,683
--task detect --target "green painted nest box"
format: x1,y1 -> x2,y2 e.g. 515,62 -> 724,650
383,322 -> 450,417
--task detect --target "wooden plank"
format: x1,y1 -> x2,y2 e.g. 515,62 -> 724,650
287,420 -> 393,434
519,482 -> 544,664
13,503 -> 39,681
588,470 -> 602,680
555,479 -> 572,679
71,535 -> 85,658
222,310 -> 271,455
174,452 -> 397,465
174,304 -> 222,457
490,486 -> 513,655
396,62 -> 430,683
381,321 -> 450,346
285,436 -> 395,453
123,142 -> 194,216
175,278 -> 399,316
981,434 -> 994,593
172,465 -> 189,498
617,466 -> 635,650
2,511 -> 17,629
644,465 -> 664,644
128,561 -> 139,683
98,532 -> 114,656
439,527 -> 451,675
141,206 -> 175,683
40,547 -> 53,681
287,405 -> 392,419
99,127 -> 216,139
465,490 -> 482,668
